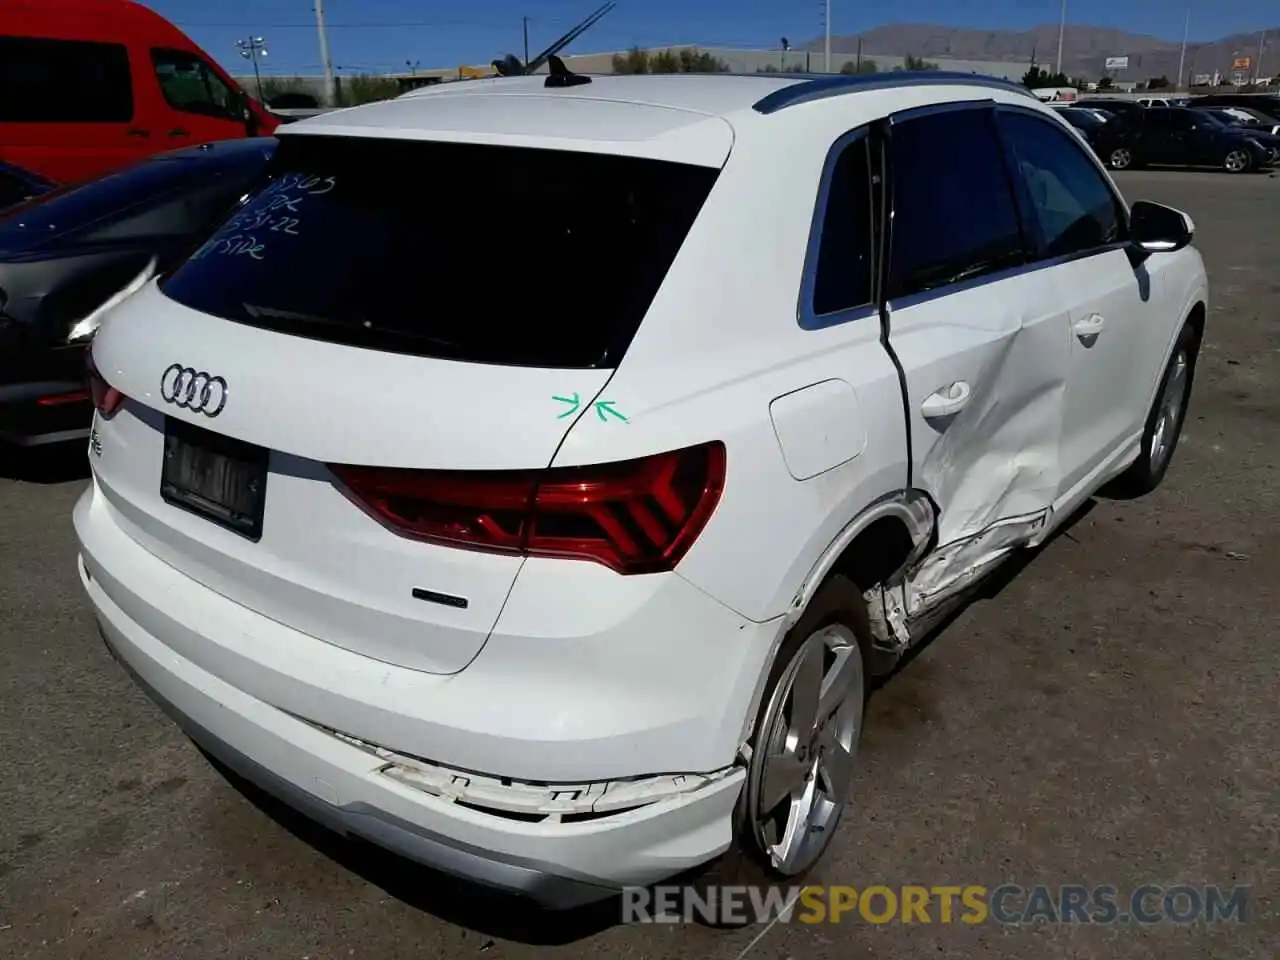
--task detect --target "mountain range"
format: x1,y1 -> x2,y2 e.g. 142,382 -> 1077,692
803,23 -> 1276,81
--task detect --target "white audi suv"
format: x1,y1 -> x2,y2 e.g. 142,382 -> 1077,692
75,67 -> 1208,907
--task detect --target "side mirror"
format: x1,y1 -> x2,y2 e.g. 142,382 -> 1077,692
1129,200 -> 1194,256
237,89 -> 259,137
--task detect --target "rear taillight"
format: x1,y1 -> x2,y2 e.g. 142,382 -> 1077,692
330,441 -> 726,575
85,351 -> 124,419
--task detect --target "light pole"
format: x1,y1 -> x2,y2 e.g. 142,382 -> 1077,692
1176,8 -> 1190,91
315,0 -> 335,107
1255,30 -> 1267,85
824,0 -> 832,74
235,36 -> 268,102
1055,0 -> 1067,75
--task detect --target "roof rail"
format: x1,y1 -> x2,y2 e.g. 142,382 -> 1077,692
752,71 -> 1036,115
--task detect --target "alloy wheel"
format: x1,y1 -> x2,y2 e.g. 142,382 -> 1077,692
1150,347 -> 1190,472
747,625 -> 864,876
1110,148 -> 1132,169
1224,149 -> 1250,172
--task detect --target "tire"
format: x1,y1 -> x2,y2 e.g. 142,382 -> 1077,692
1111,321 -> 1200,497
1223,148 -> 1252,173
1108,147 -> 1133,170
692,574 -> 872,926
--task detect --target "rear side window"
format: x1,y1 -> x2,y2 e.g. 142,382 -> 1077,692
162,136 -> 719,368
998,111 -> 1123,259
0,37 -> 133,123
886,109 -> 1026,299
811,135 -> 875,317
152,49 -> 240,121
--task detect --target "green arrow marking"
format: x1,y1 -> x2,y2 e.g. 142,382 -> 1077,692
552,392 -> 580,419
594,400 -> 628,423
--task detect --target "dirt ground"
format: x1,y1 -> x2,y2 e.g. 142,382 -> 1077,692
1,169 -> 1276,959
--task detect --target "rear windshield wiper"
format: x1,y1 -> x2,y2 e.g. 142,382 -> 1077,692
241,302 -> 467,354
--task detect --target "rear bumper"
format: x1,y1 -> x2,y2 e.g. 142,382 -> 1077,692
89,595 -> 743,905
74,481 -> 768,900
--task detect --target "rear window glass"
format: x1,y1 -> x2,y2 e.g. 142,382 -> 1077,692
161,135 -> 720,368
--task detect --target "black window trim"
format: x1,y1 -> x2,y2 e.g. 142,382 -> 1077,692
882,100 -> 1037,311
797,125 -> 880,330
994,103 -> 1132,268
796,99 -> 1141,331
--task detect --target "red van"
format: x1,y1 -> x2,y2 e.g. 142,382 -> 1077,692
0,0 -> 278,184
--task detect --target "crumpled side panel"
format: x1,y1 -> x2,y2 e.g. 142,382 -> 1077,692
906,509 -> 1049,615
918,306 -> 1068,550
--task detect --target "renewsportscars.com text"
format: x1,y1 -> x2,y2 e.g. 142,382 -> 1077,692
622,883 -> 1250,926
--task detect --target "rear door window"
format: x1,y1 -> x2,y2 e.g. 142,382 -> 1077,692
0,37 -> 133,123
885,108 -> 1027,300
161,135 -> 720,368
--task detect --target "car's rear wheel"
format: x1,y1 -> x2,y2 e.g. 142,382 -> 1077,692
1109,147 -> 1133,170
1223,148 -> 1252,173
694,575 -> 870,925
1111,321 -> 1200,497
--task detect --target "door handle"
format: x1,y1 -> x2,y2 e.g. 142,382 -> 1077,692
167,128 -> 190,137
127,128 -> 150,138
921,381 -> 972,419
1072,313 -> 1106,341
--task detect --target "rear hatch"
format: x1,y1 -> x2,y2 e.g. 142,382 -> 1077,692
88,131 -> 719,674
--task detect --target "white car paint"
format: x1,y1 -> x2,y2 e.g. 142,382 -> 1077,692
75,71 -> 1208,906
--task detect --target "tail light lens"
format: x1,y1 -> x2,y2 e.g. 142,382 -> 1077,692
330,441 -> 726,575
85,351 -> 125,419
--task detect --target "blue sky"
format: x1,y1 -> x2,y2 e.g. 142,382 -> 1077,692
147,0 -> 1274,76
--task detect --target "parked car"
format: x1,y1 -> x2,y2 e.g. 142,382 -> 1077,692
1074,106 -> 1117,124
1075,98 -> 1148,124
266,92 -> 321,111
0,138 -> 275,447
1137,96 -> 1173,107
0,160 -> 53,210
1191,93 -> 1280,123
0,0 -> 278,185
76,71 -> 1206,906
1188,102 -> 1280,135
1051,105 -> 1110,150
1187,108 -> 1280,160
1030,86 -> 1079,103
1094,106 -> 1271,172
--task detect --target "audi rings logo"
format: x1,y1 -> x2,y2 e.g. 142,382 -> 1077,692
160,364 -> 228,417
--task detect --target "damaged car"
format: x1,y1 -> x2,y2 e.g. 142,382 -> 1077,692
75,69 -> 1207,907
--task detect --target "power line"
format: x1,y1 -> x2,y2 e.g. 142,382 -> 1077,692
173,18 -> 577,30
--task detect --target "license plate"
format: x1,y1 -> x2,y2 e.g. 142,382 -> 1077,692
161,417 -> 268,540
